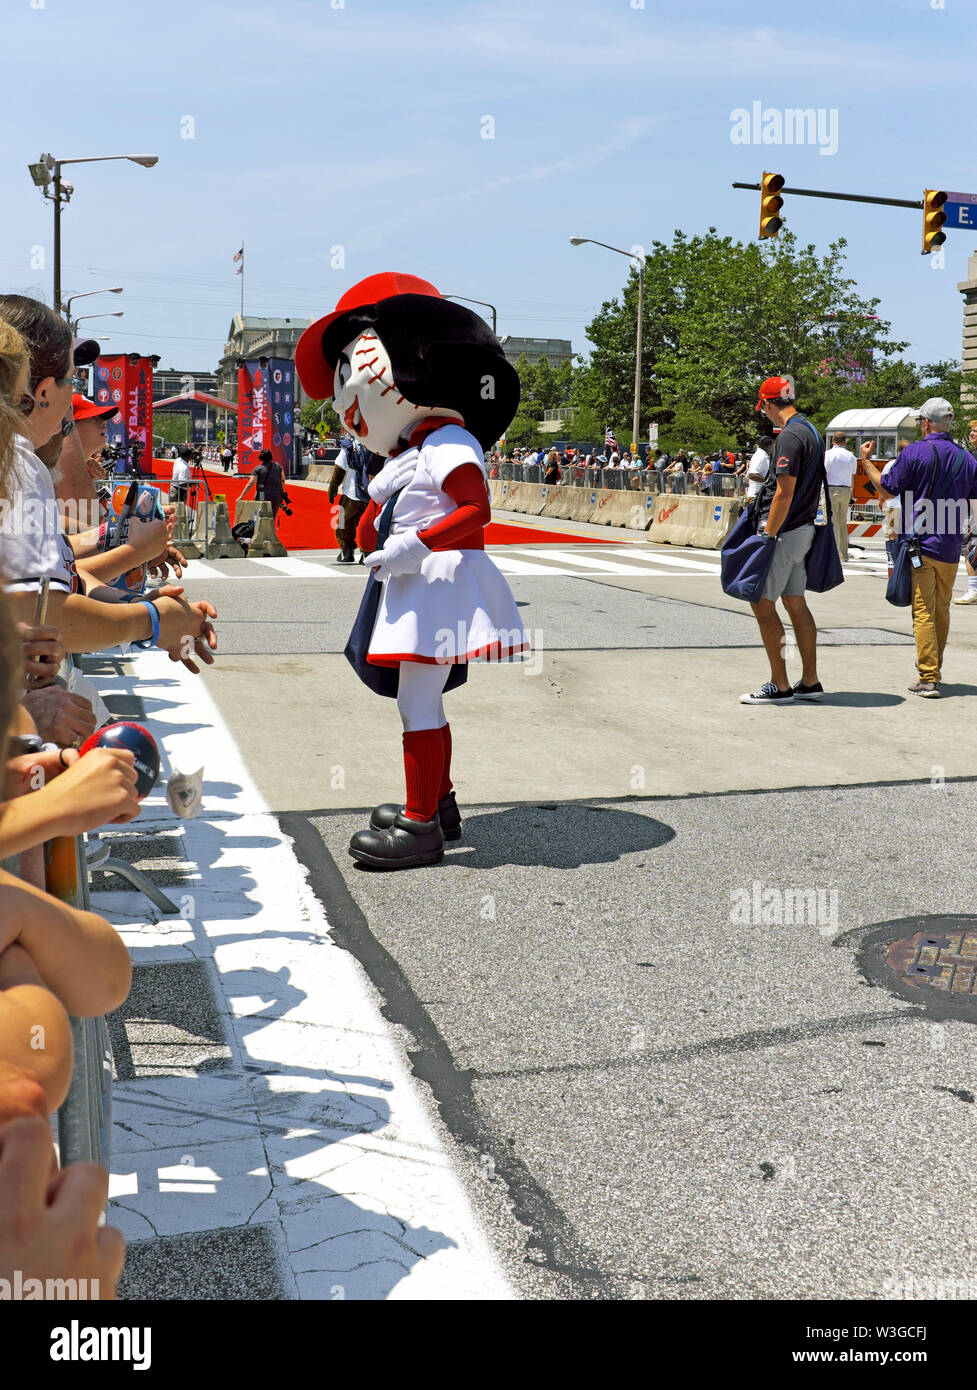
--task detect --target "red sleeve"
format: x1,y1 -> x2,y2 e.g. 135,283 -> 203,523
357,499 -> 380,553
418,463 -> 490,551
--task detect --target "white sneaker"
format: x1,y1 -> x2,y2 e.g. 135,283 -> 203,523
953,590 -> 977,605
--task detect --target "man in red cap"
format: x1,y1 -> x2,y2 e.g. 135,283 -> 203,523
739,375 -> 826,706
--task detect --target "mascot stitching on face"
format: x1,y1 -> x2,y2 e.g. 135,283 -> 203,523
296,272 -> 528,870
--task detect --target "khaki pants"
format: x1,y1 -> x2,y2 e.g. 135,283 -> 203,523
911,553 -> 957,683
828,485 -> 851,561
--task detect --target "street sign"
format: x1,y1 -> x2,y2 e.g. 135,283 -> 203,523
648,422 -> 659,445
942,191 -> 977,229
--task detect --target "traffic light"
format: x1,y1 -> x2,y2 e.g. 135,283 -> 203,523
922,189 -> 947,255
759,172 -> 785,239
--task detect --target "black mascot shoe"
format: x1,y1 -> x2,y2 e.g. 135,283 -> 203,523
349,811 -> 444,869
336,547 -> 356,564
369,791 -> 462,842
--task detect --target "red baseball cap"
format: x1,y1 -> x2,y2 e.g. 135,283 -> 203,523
756,375 -> 795,411
72,392 -> 118,422
295,271 -> 442,400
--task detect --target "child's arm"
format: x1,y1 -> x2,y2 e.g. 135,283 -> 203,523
0,747 -> 141,860
0,945 -> 73,1112
0,872 -> 131,1019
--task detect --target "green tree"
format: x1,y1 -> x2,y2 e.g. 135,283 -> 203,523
505,414 -> 547,448
512,354 -> 536,414
299,398 -> 342,436
581,228 -> 906,445
155,413 -> 190,446
531,358 -> 560,411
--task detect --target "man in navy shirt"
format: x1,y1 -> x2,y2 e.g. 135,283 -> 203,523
860,397 -> 977,697
740,375 -> 827,706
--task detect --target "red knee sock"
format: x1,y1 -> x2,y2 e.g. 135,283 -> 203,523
402,729 -> 445,823
439,723 -> 453,801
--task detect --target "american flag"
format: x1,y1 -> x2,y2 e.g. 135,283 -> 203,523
605,427 -> 617,447
233,246 -> 244,274
232,247 -> 243,262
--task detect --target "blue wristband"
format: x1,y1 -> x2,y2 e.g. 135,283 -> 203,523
132,599 -> 160,649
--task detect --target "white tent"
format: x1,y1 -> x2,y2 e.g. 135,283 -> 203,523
826,406 -> 918,459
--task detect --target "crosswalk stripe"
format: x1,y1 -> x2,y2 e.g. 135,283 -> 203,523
249,557 -> 341,578
506,548 -> 672,576
598,549 -> 722,573
492,556 -> 580,575
182,561 -> 234,580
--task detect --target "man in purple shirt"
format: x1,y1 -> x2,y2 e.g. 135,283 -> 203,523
860,397 -> 977,697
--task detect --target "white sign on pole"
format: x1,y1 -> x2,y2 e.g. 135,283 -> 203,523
648,422 -> 659,445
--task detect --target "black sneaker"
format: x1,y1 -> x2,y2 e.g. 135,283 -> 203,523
739,682 -> 795,705
792,680 -> 825,702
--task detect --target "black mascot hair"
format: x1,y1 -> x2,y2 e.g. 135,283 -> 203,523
320,295 -> 520,451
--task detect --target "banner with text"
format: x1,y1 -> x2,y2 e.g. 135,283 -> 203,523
266,357 -> 296,477
237,361 -> 272,474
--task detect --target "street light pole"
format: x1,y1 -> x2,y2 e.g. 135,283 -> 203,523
633,259 -> 644,457
29,154 -> 158,314
53,166 -> 63,313
64,286 -> 124,331
443,294 -> 498,336
570,237 -> 646,453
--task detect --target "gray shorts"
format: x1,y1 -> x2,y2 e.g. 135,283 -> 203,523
761,523 -> 816,600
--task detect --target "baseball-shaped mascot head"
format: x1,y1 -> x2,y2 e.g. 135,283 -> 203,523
295,272 -> 520,458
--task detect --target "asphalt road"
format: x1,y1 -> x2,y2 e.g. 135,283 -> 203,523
187,524 -> 977,1300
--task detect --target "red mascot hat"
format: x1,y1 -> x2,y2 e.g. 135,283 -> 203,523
296,271 -> 520,451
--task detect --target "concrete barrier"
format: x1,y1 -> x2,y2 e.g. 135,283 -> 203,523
591,490 -> 655,530
248,500 -> 288,557
570,487 -> 606,523
488,479 -> 506,507
305,463 -> 335,486
688,496 -> 739,549
196,498 -> 239,558
170,501 -> 202,558
503,481 -> 547,515
648,494 -> 740,548
541,485 -> 575,520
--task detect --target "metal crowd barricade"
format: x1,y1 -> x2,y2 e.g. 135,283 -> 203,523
2,836 -> 113,1168
500,462 -> 514,481
46,834 -> 114,1168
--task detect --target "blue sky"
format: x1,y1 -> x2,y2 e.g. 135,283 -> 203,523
3,0 -> 975,378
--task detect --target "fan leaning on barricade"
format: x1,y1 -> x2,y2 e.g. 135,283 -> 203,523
0,594 -> 131,1299
859,398 -> 977,699
0,295 -> 216,682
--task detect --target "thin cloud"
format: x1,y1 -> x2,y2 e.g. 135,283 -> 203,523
359,116 -> 661,252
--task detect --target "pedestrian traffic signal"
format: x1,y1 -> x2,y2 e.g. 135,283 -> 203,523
759,172 -> 785,239
922,189 -> 947,255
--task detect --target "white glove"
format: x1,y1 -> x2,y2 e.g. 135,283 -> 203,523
364,529 -> 430,581
368,450 -> 418,505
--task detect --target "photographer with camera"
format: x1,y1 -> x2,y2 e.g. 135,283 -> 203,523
239,447 -> 291,526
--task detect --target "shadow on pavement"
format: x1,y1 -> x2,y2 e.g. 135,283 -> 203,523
353,802 -> 675,871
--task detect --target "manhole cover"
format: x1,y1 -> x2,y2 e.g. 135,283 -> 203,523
845,916 -> 977,1023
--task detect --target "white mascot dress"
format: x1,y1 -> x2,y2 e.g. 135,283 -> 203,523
295,272 -> 528,870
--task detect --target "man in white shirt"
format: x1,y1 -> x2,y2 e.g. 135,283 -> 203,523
169,448 -> 191,503
746,435 -> 772,501
823,430 -> 858,561
328,439 -> 370,562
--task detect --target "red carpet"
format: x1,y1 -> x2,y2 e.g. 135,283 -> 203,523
149,462 -> 615,550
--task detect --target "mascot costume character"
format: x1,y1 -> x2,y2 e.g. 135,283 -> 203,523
296,272 -> 528,870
